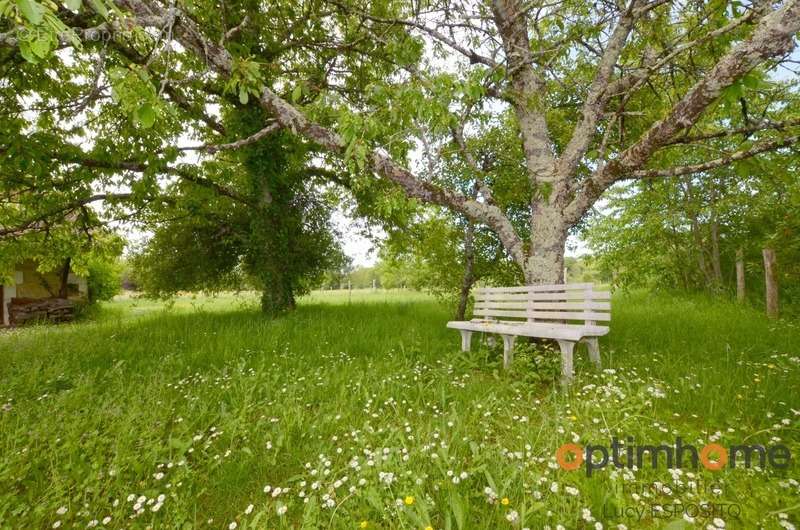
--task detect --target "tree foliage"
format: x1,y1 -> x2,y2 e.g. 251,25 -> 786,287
1,0 -> 799,288
131,111 -> 343,314
585,151 -> 800,306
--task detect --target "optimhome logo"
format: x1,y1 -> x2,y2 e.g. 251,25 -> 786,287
556,437 -> 791,476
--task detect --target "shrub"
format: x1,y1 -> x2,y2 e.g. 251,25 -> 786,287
86,258 -> 122,302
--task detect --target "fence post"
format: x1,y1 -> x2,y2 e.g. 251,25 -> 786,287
762,248 -> 778,319
735,248 -> 745,303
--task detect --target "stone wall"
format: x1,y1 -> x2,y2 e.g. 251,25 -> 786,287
8,298 -> 76,326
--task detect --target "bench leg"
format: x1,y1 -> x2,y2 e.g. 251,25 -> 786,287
557,340 -> 575,386
501,334 -> 516,369
584,337 -> 601,369
459,330 -> 473,352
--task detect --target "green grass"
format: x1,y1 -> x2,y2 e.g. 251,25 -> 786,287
1,290 -> 799,529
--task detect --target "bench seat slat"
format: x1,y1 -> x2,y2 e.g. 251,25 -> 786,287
446,320 -> 609,341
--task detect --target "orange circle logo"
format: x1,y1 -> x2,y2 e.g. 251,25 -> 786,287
700,443 -> 729,471
556,443 -> 584,470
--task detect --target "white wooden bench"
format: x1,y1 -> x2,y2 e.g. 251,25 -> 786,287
446,283 -> 611,384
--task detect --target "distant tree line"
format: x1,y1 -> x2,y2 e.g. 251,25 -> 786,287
583,162 -> 799,317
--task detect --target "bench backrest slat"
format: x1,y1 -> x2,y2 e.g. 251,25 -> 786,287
473,283 -> 595,293
474,301 -> 610,310
473,284 -> 611,325
476,291 -> 611,301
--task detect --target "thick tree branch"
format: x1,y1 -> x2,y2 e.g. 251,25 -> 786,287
260,87 -> 527,266
72,156 -> 254,206
565,0 -> 800,224
450,124 -> 494,203
606,8 -> 762,99
177,121 -> 281,153
0,193 -> 133,238
666,117 -> 800,145
33,146 -> 253,206
491,0 -> 556,184
593,6 -> 765,169
619,1 -> 798,170
630,133 -> 800,178
555,0 -> 638,192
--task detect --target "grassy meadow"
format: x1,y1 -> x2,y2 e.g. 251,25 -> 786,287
0,289 -> 799,529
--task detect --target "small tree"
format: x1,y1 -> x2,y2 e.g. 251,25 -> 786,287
131,114 -> 343,315
380,210 -> 521,316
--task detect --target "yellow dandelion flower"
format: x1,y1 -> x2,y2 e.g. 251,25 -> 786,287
404,496 -> 415,506
570,415 -> 577,421
501,497 -> 510,506
425,527 -> 433,530
359,521 -> 368,529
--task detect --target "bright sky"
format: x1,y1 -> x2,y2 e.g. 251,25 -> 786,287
332,209 -> 381,267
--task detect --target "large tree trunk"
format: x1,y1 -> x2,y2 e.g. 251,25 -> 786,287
735,248 -> 746,303
763,247 -> 778,319
523,206 -> 568,285
58,258 -> 71,299
261,277 -> 295,316
455,222 -> 476,320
